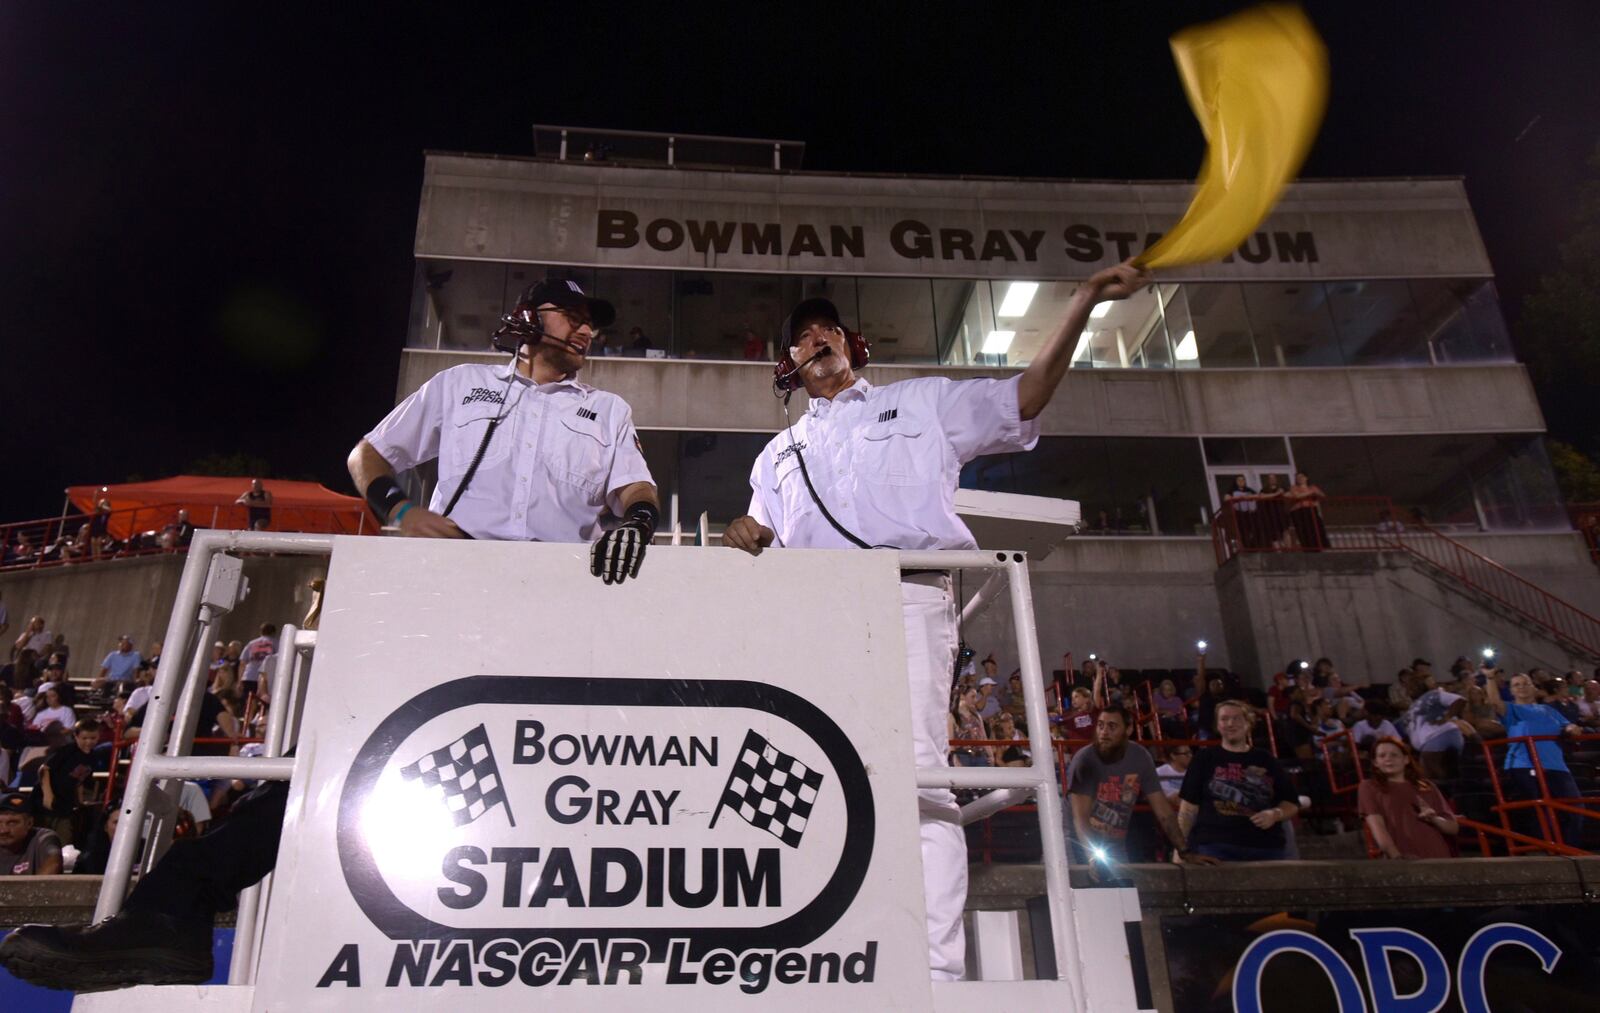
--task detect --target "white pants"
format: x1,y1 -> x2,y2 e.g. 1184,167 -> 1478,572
901,578 -> 967,981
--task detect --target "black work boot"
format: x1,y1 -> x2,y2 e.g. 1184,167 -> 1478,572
0,910 -> 212,992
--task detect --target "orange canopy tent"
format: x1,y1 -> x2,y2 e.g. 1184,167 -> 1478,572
66,476 -> 375,539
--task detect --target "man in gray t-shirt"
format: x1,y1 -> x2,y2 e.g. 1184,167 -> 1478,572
1065,706 -> 1192,865
1,794 -> 63,876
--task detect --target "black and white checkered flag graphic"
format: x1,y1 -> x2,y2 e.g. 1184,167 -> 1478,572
709,730 -> 823,848
400,723 -> 515,828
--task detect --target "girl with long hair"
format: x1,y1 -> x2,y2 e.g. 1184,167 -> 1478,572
1358,737 -> 1459,859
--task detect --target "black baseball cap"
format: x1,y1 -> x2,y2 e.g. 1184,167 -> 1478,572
517,278 -> 615,328
0,793 -> 28,815
783,297 -> 843,344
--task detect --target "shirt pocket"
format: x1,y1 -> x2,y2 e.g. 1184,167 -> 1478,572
554,418 -> 612,492
446,411 -> 512,472
858,421 -> 927,487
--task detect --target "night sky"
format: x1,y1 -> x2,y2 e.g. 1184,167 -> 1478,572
6,2 -> 1597,520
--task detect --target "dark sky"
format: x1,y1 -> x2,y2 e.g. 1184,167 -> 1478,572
5,2 -> 1597,519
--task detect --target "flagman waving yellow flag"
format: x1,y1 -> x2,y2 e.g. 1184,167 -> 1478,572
1136,4 -> 1329,269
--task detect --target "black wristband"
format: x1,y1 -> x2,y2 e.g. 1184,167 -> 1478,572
365,475 -> 409,521
624,500 -> 660,539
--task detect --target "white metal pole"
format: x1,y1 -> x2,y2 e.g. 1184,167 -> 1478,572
96,536 -> 218,920
1007,555 -> 1085,1012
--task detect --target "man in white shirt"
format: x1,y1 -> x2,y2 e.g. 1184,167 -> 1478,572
723,259 -> 1150,980
238,624 -> 278,698
1,278 -> 661,993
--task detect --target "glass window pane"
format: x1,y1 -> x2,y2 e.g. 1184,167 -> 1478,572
1286,438 -> 1382,500
1242,282 -> 1343,367
1165,284 -> 1259,368
414,259 -> 525,352
1203,437 -> 1290,467
1324,279 -> 1427,365
856,278 -> 939,363
674,272 -> 787,359
1104,437 -> 1210,535
593,269 -> 673,358
1467,435 -> 1567,530
961,437 -> 1206,535
934,280 -> 993,366
1415,280 -> 1513,363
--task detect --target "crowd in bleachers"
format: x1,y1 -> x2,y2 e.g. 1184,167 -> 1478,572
0,604 -> 280,877
949,648 -> 1600,865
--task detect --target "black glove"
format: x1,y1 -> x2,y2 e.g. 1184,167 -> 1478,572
590,502 -> 659,586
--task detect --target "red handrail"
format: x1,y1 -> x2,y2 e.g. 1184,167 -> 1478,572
2,503 -> 376,572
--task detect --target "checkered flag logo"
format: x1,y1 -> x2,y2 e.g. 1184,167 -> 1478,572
709,730 -> 823,848
399,723 -> 515,828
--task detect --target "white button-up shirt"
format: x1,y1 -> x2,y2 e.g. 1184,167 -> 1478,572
748,375 -> 1041,550
365,362 -> 653,542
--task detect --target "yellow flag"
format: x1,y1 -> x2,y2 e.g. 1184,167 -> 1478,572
1136,4 -> 1328,269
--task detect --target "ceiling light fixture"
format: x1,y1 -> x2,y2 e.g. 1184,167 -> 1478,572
997,281 -> 1039,318
982,330 -> 1015,355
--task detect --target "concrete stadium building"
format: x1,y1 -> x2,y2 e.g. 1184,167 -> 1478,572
392,126 -> 1600,681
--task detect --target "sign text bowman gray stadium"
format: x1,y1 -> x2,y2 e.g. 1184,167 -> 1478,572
597,209 -> 1319,266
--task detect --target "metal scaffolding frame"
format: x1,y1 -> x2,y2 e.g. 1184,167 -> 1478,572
92,534 -> 1087,1011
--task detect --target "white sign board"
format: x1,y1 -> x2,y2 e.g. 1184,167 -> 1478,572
252,539 -> 931,1011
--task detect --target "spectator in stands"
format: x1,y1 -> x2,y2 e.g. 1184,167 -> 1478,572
1387,667 -> 1416,714
741,327 -> 766,361
13,616 -> 52,659
87,499 -> 115,558
1359,738 -> 1459,860
1225,474 -> 1260,548
158,510 -> 195,550
126,663 -> 156,716
1406,670 -> 1472,781
948,686 -> 990,767
1462,682 -> 1506,740
1,648 -> 37,691
1153,678 -> 1188,737
1100,666 -> 1129,708
1064,684 -> 1099,740
239,624 -> 278,700
1350,702 -> 1401,752
1286,471 -> 1328,550
1156,745 -> 1193,805
28,685 -> 76,737
628,326 -> 654,355
32,720 -> 99,846
1577,679 -> 1600,730
1066,706 -> 1194,865
94,634 -> 142,690
238,479 -> 273,530
1486,671 -> 1586,849
975,675 -> 1001,720
1195,674 -> 1231,744
1266,671 -> 1293,718
1310,699 -> 1346,757
0,793 -> 62,875
1257,474 -> 1290,547
989,711 -> 1029,767
70,806 -> 119,876
1322,671 -> 1365,723
1538,672 -> 1583,724
1003,671 -> 1028,723
1177,701 -> 1300,861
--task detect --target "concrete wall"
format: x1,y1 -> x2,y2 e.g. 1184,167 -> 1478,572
395,351 -> 1549,440
0,554 -> 327,671
1217,538 -> 1600,684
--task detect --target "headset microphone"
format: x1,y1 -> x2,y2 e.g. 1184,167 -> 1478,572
771,346 -> 832,394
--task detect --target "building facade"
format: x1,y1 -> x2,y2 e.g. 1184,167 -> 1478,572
391,130 -> 1595,682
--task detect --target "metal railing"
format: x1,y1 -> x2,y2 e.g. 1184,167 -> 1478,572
0,504 -> 371,572
1211,494 -> 1600,658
